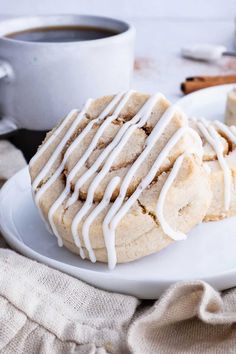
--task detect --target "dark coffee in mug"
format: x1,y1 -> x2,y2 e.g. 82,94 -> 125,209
5,25 -> 119,43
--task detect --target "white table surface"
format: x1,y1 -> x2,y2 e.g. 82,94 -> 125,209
0,0 -> 236,101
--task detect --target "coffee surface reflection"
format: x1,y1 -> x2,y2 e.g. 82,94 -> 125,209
6,25 -> 119,43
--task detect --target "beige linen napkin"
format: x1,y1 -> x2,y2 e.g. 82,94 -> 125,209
1,140 -> 236,354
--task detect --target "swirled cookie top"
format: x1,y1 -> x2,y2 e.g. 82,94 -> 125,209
31,92 -> 192,201
30,91 -> 203,269
190,119 -> 229,161
190,117 -> 236,211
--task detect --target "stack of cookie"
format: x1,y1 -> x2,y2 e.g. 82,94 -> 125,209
29,91 -> 236,269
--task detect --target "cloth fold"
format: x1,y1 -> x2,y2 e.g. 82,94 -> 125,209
1,140 -> 236,354
128,282 -> 236,353
0,140 -> 26,185
0,249 -> 138,354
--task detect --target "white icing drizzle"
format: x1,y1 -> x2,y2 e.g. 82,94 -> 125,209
46,90 -> 133,249
66,93 -> 164,207
30,108 -> 80,234
70,93 -> 164,256
156,154 -> 186,241
214,120 -> 236,144
29,109 -> 78,168
33,100 -> 95,241
33,92 -> 126,200
32,100 -> 92,191
103,126 -> 197,269
46,90 -> 134,250
82,176 -> 121,263
62,89 -> 134,208
196,118 -> 232,210
32,90 -> 205,270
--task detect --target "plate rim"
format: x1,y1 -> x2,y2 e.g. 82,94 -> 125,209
1,167 -> 236,288
176,83 -> 236,109
0,167 -> 176,288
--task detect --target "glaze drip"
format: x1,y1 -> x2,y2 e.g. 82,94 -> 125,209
195,117 -> 233,211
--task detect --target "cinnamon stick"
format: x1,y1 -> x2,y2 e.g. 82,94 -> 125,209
181,75 -> 236,94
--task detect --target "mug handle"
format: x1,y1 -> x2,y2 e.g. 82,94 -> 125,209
0,61 -> 18,136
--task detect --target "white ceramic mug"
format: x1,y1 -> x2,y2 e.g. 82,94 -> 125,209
0,15 -> 135,134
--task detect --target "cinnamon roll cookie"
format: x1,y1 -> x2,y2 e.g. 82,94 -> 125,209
191,117 -> 236,221
29,91 -> 211,269
225,88 -> 236,126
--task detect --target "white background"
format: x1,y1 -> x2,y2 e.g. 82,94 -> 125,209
0,0 -> 235,100
0,0 -> 235,19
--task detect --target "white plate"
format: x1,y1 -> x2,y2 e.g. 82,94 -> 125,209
1,84 -> 236,299
177,83 -> 236,122
1,166 -> 236,299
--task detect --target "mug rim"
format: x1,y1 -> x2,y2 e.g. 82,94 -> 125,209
0,14 -> 135,46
